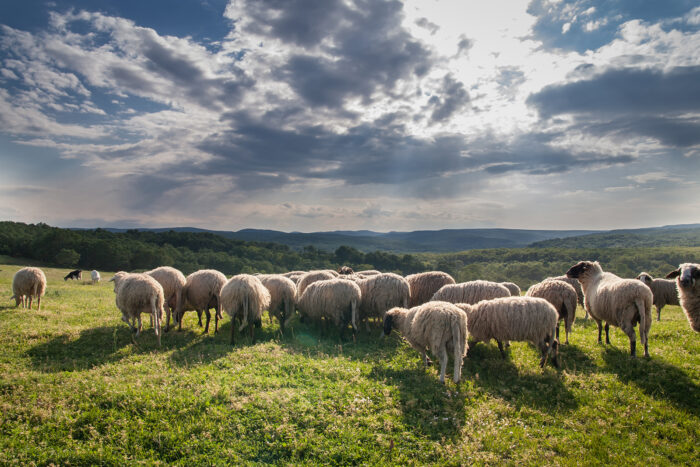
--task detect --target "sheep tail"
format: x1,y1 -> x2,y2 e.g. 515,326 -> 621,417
152,295 -> 162,347
238,295 -> 249,331
636,298 -> 648,346
451,315 -> 465,383
351,298 -> 358,331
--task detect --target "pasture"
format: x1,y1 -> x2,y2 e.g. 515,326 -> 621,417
0,263 -> 698,465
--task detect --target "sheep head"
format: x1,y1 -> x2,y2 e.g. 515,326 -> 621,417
666,263 -> 700,289
636,272 -> 653,287
566,261 -> 600,282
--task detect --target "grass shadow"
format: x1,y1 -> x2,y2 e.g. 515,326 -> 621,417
601,347 -> 700,416
462,342 -> 579,414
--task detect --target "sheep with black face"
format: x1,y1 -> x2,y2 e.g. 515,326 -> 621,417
666,263 -> 700,332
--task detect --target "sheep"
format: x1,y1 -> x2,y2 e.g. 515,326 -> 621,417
176,269 -> 227,334
500,282 -> 521,296
220,274 -> 271,345
282,270 -> 306,278
405,271 -> 456,307
636,272 -> 679,321
337,266 -> 355,275
431,280 -> 510,305
456,296 -> 559,368
296,278 -> 361,341
258,274 -> 297,334
665,263 -> 700,332
111,273 -> 165,346
296,270 -> 336,297
566,261 -> 652,357
546,275 -> 586,318
145,266 -> 186,332
357,270 -> 381,276
356,273 -> 410,327
11,267 -> 47,310
64,269 -> 81,281
91,270 -> 100,284
526,280 -> 577,344
382,301 -> 468,383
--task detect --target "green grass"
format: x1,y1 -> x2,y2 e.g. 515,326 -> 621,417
1,264 -> 698,465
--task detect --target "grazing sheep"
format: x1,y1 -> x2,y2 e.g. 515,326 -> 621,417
382,301 -> 468,383
636,272 -> 679,321
296,278 -> 361,341
337,266 -> 355,275
526,280 -> 577,344
432,280 -> 510,305
176,269 -> 227,334
112,273 -> 165,346
356,273 -> 410,326
405,271 -> 456,307
145,266 -> 186,332
259,274 -> 297,334
91,270 -> 100,284
567,261 -> 652,357
500,282 -> 521,296
64,269 -> 81,281
457,296 -> 559,368
296,270 -> 336,297
665,263 -> 700,332
220,274 -> 271,345
11,267 -> 47,310
547,275 -> 586,318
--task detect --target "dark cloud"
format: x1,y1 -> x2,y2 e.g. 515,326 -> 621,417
528,66 -> 700,147
415,17 -> 439,35
427,74 -> 470,123
527,0 -> 698,53
456,35 -> 474,56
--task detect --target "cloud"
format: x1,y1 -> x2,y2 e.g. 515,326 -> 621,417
427,74 -> 470,123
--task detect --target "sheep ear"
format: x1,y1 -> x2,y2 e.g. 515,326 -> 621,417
665,269 -> 680,279
693,268 -> 700,279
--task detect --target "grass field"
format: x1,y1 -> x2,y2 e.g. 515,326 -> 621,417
1,262 -> 699,465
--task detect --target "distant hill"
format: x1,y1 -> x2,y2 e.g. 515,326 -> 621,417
97,227 -> 599,253
529,224 -> 700,248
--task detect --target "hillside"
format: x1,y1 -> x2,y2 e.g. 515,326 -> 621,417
529,224 -> 700,249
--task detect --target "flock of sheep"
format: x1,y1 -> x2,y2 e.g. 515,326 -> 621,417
9,261 -> 700,384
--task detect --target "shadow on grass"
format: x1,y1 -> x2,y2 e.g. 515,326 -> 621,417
26,324 -> 200,372
601,347 -> 700,416
461,342 -> 579,414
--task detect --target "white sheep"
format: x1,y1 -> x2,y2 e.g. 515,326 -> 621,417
296,270 -> 336,297
526,280 -> 577,344
547,275 -> 586,318
431,280 -> 511,304
145,266 -> 186,332
91,270 -> 100,285
176,269 -> 227,334
382,301 -> 468,384
11,267 -> 47,310
356,269 -> 381,276
500,282 -> 522,296
405,271 -> 456,307
456,296 -> 560,368
296,278 -> 361,341
356,273 -> 410,327
636,272 -> 679,321
220,274 -> 271,345
111,273 -> 165,346
665,263 -> 700,332
258,274 -> 297,334
567,261 -> 652,357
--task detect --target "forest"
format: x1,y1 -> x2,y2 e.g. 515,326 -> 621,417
2,221 -> 699,287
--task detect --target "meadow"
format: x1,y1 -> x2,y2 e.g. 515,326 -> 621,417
0,262 -> 698,465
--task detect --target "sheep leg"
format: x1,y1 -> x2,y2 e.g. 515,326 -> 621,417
497,340 -> 506,359
656,305 -> 661,322
214,308 -> 219,334
36,296 -> 41,311
249,323 -> 255,344
439,346 -> 448,384
203,309 -> 211,334
230,316 -> 236,345
164,306 -> 171,333
604,323 -> 611,345
121,314 -> 136,333
136,315 -> 142,337
620,322 -> 636,357
197,310 -> 203,327
595,319 -> 603,343
28,296 -> 33,310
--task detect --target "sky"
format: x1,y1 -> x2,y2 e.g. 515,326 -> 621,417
0,0 -> 699,232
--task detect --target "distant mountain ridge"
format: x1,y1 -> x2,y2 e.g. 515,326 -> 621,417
529,224 -> 700,249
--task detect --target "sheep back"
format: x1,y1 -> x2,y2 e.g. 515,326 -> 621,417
146,266 -> 186,308
526,280 -> 577,333
405,271 -> 456,307
297,278 -> 361,330
180,269 -> 227,313
432,280 -> 510,304
220,274 -> 271,329
296,271 -> 336,297
636,272 -> 679,312
259,274 -> 297,326
11,267 -> 47,305
500,282 -> 521,296
357,273 -> 410,320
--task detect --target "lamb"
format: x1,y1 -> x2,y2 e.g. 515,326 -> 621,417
665,263 -> 700,332
176,269 -> 227,334
526,280 -> 577,344
11,267 -> 47,310
258,274 -> 297,334
500,282 -> 521,296
456,296 -> 559,368
382,301 -> 468,383
356,273 -> 410,326
64,269 -> 81,281
91,270 -> 100,284
111,272 -> 165,346
220,274 -> 271,345
296,270 -> 336,297
405,271 -> 456,307
636,272 -> 679,321
145,266 -> 186,332
296,278 -> 361,341
431,280 -> 510,305
566,261 -> 652,357
546,275 -> 586,318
